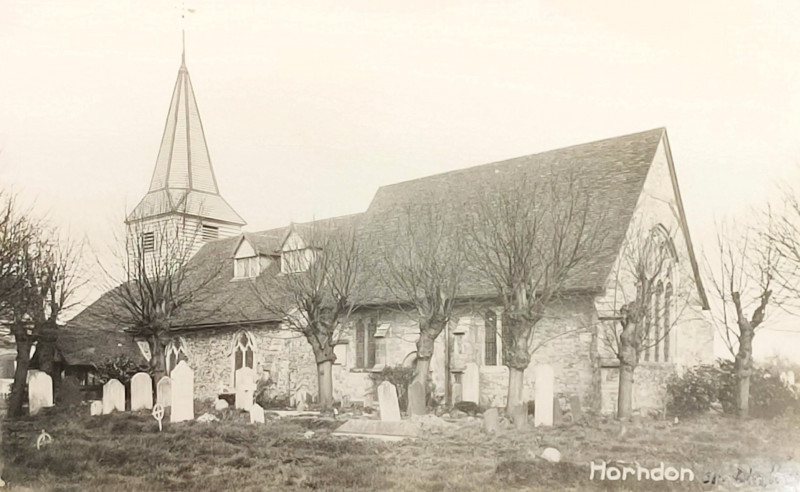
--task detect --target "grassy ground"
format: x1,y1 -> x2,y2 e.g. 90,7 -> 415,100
2,405 -> 800,491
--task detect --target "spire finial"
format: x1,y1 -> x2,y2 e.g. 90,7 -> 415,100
177,2 -> 194,67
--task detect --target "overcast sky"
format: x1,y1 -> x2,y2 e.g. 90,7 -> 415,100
2,1 -> 800,361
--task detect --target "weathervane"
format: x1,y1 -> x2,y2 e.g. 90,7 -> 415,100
176,1 -> 196,66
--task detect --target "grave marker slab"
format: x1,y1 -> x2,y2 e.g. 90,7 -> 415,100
377,381 -> 401,422
156,376 -> 171,407
90,400 -> 102,416
131,372 -> 153,411
235,367 -> 256,411
407,380 -> 426,416
250,403 -> 265,424
462,363 -> 480,404
170,361 -> 194,422
102,379 -> 125,414
27,370 -> 53,416
553,396 -> 564,425
483,407 -> 499,434
569,395 -> 583,422
534,364 -> 554,427
57,375 -> 82,407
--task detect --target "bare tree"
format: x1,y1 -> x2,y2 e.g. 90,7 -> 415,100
599,222 -> 690,419
466,174 -> 605,420
101,215 -> 221,379
706,220 -> 780,418
252,220 -> 367,411
378,202 -> 465,413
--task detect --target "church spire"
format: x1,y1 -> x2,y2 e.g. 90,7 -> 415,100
127,48 -> 246,227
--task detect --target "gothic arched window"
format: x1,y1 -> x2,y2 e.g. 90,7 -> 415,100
165,337 -> 190,374
652,281 -> 663,362
664,283 -> 673,362
232,330 -> 257,386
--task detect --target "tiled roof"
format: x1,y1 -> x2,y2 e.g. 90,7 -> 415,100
63,128 -> 701,364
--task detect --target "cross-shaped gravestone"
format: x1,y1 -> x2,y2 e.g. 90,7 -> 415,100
131,372 -> 153,411
170,361 -> 194,422
102,379 -> 125,414
235,367 -> 256,411
377,381 -> 401,422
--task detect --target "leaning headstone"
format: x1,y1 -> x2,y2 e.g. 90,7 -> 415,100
553,396 -> 564,425
483,407 -> 499,434
214,398 -> 229,411
235,367 -> 256,411
540,447 -> 562,463
89,400 -> 102,416
102,379 -> 125,414
156,376 -> 171,407
534,364 -> 554,427
57,375 -> 82,407
377,381 -> 401,422
569,395 -> 583,422
131,372 -> 153,411
250,403 -> 265,424
170,361 -> 194,422
407,380 -> 426,416
27,370 -> 53,416
462,363 -> 480,403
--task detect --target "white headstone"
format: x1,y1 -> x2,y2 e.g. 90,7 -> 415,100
534,364 -> 554,427
377,381 -> 401,422
250,403 -> 265,424
786,371 -> 796,387
170,361 -> 194,422
130,372 -> 153,411
27,370 -> 53,416
235,367 -> 256,411
156,376 -> 171,407
293,387 -> 310,408
102,379 -> 125,414
90,400 -> 102,416
462,362 -> 480,404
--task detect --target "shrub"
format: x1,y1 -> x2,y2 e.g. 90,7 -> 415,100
667,359 -> 800,419
95,355 -> 148,385
666,364 -> 721,417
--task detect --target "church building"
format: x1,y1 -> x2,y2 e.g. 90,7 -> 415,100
61,51 -> 714,415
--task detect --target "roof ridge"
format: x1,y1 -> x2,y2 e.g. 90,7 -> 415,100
374,127 -> 665,193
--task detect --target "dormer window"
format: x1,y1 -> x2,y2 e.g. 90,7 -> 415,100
234,256 -> 261,279
280,231 -> 315,274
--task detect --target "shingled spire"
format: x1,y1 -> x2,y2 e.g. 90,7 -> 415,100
128,49 -> 246,227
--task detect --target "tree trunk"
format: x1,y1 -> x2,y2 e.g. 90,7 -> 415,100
506,367 -> 525,417
7,327 -> 32,418
735,326 -> 754,418
617,323 -> 637,420
36,320 -> 58,377
502,312 -> 531,415
149,335 -> 167,381
317,360 -> 333,411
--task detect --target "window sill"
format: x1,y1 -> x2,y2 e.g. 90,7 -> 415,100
349,367 -> 385,374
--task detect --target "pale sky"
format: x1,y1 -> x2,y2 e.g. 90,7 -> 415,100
2,1 -> 800,361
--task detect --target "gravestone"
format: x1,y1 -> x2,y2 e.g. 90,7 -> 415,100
170,361 -> 194,422
57,375 -> 82,407
569,395 -> 583,422
534,364 -> 554,427
462,363 -> 480,403
90,400 -> 102,416
156,376 -> 171,407
293,387 -> 310,408
235,367 -> 256,411
483,407 -> 499,434
553,396 -> 563,425
27,370 -> 53,416
377,381 -> 401,422
131,372 -> 153,411
102,379 -> 125,414
250,403 -> 265,424
407,380 -> 426,416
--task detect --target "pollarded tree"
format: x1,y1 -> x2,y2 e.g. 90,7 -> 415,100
252,219 -> 367,412
378,202 -> 465,413
466,173 -> 606,420
599,222 -> 691,419
101,215 -> 221,379
706,220 -> 781,418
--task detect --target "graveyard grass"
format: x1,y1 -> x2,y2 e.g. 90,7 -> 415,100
4,405 -> 800,492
